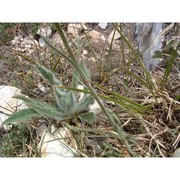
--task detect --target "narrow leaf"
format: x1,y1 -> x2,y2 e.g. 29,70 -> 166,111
13,95 -> 67,120
37,66 -> 62,86
2,108 -> 39,125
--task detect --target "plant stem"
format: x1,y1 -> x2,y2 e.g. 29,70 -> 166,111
54,23 -> 137,157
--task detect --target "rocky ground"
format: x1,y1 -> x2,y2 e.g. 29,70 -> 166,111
0,23 -> 179,157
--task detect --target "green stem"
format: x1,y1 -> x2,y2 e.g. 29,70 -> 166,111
54,23 -> 137,157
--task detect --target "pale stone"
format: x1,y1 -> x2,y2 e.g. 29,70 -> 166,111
37,26 -> 52,37
20,41 -> 26,47
88,30 -> 101,41
135,23 -> 164,71
37,83 -> 47,93
98,22 -> 108,29
67,23 -> 82,37
38,38 -> 46,47
89,57 -> 96,62
0,86 -> 27,129
100,35 -> 106,41
39,126 -> 76,157
77,84 -> 85,102
83,49 -> 88,55
108,29 -> 121,44
173,148 -> 180,157
11,39 -> 18,46
51,32 -> 64,49
88,99 -> 102,114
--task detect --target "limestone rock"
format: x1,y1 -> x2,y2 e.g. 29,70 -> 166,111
38,38 -> 46,47
108,29 -> 121,44
37,25 -> 52,37
88,99 -> 102,114
11,35 -> 38,55
0,86 -> 27,129
135,23 -> 164,71
88,30 -> 101,41
38,126 -> 77,157
67,23 -> 81,37
83,49 -> 88,55
172,148 -> 180,157
98,22 -> 108,29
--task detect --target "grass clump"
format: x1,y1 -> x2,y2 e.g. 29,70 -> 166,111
0,23 -> 179,157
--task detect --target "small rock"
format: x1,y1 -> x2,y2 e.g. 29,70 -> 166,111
108,29 -> 121,44
77,84 -> 85,102
135,23 -> 164,71
37,83 -> 47,93
38,38 -> 46,47
172,148 -> 180,157
100,35 -> 106,41
38,126 -> 77,157
83,49 -> 88,55
20,41 -> 26,48
67,23 -> 82,37
89,57 -> 96,62
0,86 -> 27,129
25,44 -> 31,49
51,32 -> 64,49
88,99 -> 102,114
88,30 -> 101,41
37,25 -> 52,37
98,22 -> 108,29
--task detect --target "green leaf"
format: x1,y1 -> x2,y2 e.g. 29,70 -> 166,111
152,51 -> 162,58
31,23 -> 41,34
32,26 -> 38,35
13,95 -> 67,120
80,112 -> 96,124
72,69 -> 80,88
72,60 -> 91,88
175,95 -> 180,101
37,66 -> 62,86
37,66 -> 67,99
162,49 -> 178,85
2,108 -> 39,125
57,92 -> 76,115
165,40 -> 174,53
79,60 -> 91,80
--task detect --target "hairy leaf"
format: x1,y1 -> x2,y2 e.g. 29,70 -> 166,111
13,95 -> 66,120
37,66 -> 62,86
2,108 -> 39,125
80,112 -> 96,124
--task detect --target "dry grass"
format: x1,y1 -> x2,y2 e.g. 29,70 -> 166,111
0,23 -> 179,157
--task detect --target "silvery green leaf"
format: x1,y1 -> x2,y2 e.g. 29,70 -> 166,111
13,95 -> 66,120
152,51 -> 162,58
37,66 -> 67,99
80,112 -> 96,124
2,108 -> 39,125
57,92 -> 77,115
72,69 -> 80,88
37,66 -> 62,86
79,60 -> 91,80
72,60 -> 91,88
